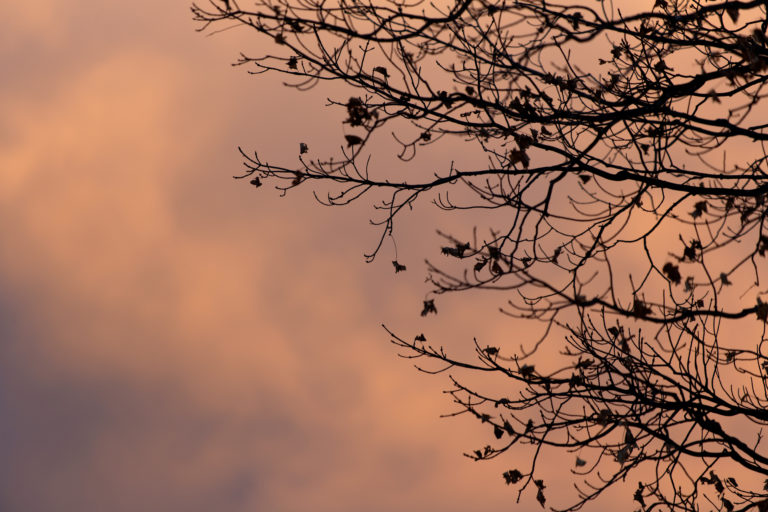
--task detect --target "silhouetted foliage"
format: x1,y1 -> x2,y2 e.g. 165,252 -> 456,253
194,0 -> 768,510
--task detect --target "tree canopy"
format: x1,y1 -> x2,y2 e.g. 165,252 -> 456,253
194,0 -> 768,510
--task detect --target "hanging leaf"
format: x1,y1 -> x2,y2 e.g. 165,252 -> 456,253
758,235 -> 768,256
421,299 -> 437,316
691,200 -> 708,218
519,365 -> 535,379
508,147 -> 530,169
392,260 -> 406,273
757,298 -> 768,322
345,97 -> 372,126
634,483 -> 646,506
493,424 -> 504,439
682,239 -> 701,261
249,177 -> 262,187
442,242 -> 471,258
595,409 -> 612,425
299,142 -> 309,154
633,298 -> 652,318
575,457 -> 587,467
503,469 -> 523,484
414,333 -> 426,342
662,262 -> 681,284
372,66 -> 389,78
345,134 -> 363,147
535,480 -> 547,507
287,56 -> 298,69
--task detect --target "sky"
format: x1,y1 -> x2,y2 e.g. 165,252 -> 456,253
0,2 -> 555,511
9,2 -> 765,511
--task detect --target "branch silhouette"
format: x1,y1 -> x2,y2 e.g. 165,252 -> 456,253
196,0 -> 768,510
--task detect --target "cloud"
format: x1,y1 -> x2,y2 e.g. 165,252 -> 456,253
0,3 -> 535,511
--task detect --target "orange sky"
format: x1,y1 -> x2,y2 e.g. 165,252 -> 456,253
9,1 -> 765,510
0,2 -> 564,510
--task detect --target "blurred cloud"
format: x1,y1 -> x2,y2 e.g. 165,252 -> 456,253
0,2 -> 538,511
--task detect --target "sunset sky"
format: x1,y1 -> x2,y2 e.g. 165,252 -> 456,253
0,2 -> 556,510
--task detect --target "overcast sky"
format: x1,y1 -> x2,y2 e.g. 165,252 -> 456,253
0,2 -> 569,511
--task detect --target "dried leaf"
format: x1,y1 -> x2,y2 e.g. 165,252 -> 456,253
345,97 -> 371,126
663,262 -> 681,285
442,242 -> 471,258
535,481 -> 546,507
421,299 -> 437,316
503,469 -> 523,484
757,298 -> 768,322
392,260 -> 406,273
683,241 -> 699,261
299,142 -> 309,154
519,365 -> 535,379
691,200 -> 708,218
414,333 -> 426,342
633,299 -> 652,318
344,134 -> 363,147
249,177 -> 262,187
634,482 -> 646,506
595,409 -> 612,425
